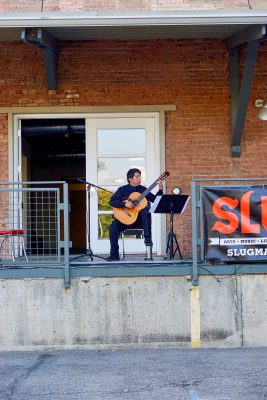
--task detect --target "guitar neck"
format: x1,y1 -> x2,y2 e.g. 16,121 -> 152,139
137,181 -> 159,202
131,171 -> 169,204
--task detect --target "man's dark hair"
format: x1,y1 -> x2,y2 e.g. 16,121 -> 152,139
127,168 -> 141,183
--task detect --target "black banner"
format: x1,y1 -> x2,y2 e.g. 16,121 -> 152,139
202,186 -> 267,262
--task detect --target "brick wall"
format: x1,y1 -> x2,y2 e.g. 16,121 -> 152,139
0,0 -> 266,12
0,39 -> 267,254
0,114 -> 8,181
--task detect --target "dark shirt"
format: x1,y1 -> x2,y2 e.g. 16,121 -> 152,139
109,184 -> 163,208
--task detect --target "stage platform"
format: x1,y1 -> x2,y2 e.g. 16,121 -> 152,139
69,253 -> 191,266
0,253 -> 266,282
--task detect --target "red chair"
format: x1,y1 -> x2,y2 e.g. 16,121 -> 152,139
0,229 -> 28,262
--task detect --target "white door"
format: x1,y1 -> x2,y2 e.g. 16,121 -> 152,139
86,113 -> 161,255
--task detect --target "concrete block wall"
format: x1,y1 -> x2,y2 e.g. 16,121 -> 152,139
240,275 -> 267,346
0,0 -> 266,12
200,274 -> 267,347
0,275 -> 266,350
0,277 -> 191,350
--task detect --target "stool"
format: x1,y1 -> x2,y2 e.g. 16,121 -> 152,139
0,229 -> 28,262
121,228 -> 153,261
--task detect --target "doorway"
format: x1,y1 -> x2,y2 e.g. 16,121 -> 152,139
15,112 -> 163,255
86,113 -> 162,254
21,118 -> 87,252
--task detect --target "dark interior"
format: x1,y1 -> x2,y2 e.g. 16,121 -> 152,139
21,118 -> 87,251
21,118 -> 86,181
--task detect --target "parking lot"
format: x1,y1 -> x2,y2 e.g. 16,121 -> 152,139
0,347 -> 267,400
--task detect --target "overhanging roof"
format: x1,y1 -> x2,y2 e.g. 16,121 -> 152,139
0,9 -> 267,41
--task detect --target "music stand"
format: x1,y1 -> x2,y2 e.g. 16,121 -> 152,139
150,194 -> 190,260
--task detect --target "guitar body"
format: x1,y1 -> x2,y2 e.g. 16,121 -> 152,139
112,171 -> 170,225
113,192 -> 148,225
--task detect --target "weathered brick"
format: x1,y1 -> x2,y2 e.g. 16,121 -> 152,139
0,39 -> 266,254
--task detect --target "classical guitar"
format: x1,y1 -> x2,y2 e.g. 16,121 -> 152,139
113,171 -> 170,225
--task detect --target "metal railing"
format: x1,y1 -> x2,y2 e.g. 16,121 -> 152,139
0,181 -> 70,287
191,177 -> 267,287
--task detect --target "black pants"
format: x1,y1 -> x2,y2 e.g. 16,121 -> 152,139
109,206 -> 151,256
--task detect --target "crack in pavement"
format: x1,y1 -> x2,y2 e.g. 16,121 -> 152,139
5,353 -> 53,400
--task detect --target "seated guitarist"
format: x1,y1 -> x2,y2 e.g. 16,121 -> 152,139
106,168 -> 163,261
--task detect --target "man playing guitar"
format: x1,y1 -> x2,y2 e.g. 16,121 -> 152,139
106,168 -> 164,261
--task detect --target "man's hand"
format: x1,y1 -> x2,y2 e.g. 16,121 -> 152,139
125,200 -> 134,209
157,180 -> 163,191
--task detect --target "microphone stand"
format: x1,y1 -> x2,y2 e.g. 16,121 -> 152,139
71,179 -> 114,262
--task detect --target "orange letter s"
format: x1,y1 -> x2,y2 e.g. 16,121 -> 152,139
211,197 -> 239,234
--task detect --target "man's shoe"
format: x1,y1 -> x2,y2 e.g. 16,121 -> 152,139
106,255 -> 120,262
144,237 -> 153,246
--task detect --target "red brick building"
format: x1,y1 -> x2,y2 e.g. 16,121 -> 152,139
0,2 -> 267,257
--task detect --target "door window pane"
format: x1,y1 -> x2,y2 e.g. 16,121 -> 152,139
97,158 -> 146,186
98,188 -> 117,211
98,214 -> 114,240
97,129 -> 145,155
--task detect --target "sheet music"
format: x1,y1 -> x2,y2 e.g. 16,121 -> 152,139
181,196 -> 190,214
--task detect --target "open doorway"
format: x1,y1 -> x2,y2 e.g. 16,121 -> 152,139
18,112 -> 164,256
21,118 -> 86,252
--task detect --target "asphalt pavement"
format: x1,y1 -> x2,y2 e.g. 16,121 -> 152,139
0,347 -> 267,400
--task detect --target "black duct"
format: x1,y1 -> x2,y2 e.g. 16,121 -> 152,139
21,119 -> 85,137
22,119 -> 86,159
